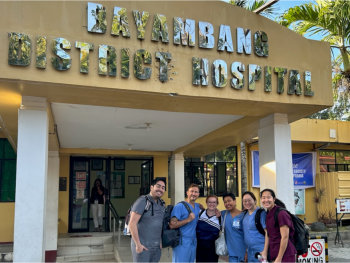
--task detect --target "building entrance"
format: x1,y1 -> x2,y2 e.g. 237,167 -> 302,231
68,157 -> 153,232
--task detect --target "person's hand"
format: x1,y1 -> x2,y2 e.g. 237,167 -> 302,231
136,243 -> 148,254
187,212 -> 195,222
199,203 -> 204,210
260,251 -> 267,261
215,208 -> 221,218
274,257 -> 282,263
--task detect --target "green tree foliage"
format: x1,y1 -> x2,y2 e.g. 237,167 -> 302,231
229,0 -> 276,18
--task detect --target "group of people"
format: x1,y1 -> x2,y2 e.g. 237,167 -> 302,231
128,179 -> 297,263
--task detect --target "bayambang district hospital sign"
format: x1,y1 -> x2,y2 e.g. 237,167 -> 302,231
7,2 -> 315,97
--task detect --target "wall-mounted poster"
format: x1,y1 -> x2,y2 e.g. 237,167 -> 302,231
294,189 -> 305,215
76,171 -> 87,180
251,151 -> 316,189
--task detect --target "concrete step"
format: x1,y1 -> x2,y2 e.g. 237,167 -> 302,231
57,232 -> 115,262
56,251 -> 115,262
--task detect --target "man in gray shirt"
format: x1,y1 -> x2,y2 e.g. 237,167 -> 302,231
129,178 -> 166,262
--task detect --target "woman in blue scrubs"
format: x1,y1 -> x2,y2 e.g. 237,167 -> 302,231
221,193 -> 246,262
241,191 -> 267,262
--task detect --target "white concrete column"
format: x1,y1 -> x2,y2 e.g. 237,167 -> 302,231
45,151 -> 60,257
13,97 -> 48,262
258,113 -> 295,213
169,153 -> 185,205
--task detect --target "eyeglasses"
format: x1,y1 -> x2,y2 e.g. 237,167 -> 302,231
155,183 -> 166,190
207,201 -> 217,204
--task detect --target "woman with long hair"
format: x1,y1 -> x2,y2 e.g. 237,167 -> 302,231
260,189 -> 296,263
241,191 -> 267,262
196,195 -> 221,263
221,193 -> 246,262
90,178 -> 106,231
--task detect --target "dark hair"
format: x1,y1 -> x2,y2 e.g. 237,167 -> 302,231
151,177 -> 166,187
260,188 -> 286,208
94,178 -> 102,187
206,194 -> 219,204
187,183 -> 200,191
222,193 -> 236,201
242,191 -> 257,202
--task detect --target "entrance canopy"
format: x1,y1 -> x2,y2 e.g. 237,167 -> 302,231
0,1 -> 332,156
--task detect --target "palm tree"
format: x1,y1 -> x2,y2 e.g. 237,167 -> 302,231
230,0 -> 277,18
280,0 -> 350,80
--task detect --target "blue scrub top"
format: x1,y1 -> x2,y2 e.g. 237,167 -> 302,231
221,210 -> 246,260
242,207 -> 266,262
171,202 -> 200,238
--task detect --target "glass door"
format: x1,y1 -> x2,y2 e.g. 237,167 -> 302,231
140,160 -> 152,195
69,158 -> 90,232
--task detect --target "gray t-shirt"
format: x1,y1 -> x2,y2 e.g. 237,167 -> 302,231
131,195 -> 165,248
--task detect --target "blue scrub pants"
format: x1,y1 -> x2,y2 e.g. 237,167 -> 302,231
229,256 -> 244,262
172,237 -> 196,262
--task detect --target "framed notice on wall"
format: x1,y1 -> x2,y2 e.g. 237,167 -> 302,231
336,199 -> 350,214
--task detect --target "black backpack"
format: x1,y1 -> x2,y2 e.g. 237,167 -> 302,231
243,208 -> 265,236
274,207 -> 309,255
162,201 -> 192,248
123,195 -> 165,236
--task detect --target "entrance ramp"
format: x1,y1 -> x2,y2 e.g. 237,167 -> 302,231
57,232 -> 115,262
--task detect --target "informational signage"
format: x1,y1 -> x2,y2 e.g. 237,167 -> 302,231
252,151 -> 316,189
336,199 -> 350,214
297,238 -> 327,263
294,189 -> 305,215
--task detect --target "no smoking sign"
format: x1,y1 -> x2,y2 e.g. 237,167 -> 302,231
297,238 -> 326,263
311,242 -> 323,256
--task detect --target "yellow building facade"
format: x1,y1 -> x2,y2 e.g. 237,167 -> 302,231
0,1 -> 339,261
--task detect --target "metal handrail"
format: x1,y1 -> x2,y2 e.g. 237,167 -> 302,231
106,199 -> 122,245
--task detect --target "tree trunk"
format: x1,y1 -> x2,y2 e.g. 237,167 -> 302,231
240,141 -> 248,194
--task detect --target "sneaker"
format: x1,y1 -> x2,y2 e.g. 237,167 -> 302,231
94,227 -> 99,232
99,226 -> 103,232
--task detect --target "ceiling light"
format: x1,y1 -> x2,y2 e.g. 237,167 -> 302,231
169,92 -> 178,96
125,122 -> 152,130
127,144 -> 132,150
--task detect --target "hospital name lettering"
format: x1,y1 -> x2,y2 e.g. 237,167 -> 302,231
6,2 -> 313,96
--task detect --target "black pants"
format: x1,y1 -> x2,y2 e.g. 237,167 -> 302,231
196,239 -> 219,263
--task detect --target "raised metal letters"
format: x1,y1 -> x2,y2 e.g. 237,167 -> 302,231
133,10 -> 150,39
192,57 -> 209,86
231,62 -> 245,90
212,60 -> 227,88
248,64 -> 262,91
8,32 -> 31,66
36,36 -> 46,69
134,49 -> 152,79
98,45 -> 116,76
76,42 -> 94,74
288,70 -> 302,95
264,66 -> 272,92
152,14 -> 169,43
237,28 -> 251,55
173,17 -> 195,46
121,48 -> 130,78
198,21 -> 214,49
87,2 -> 107,34
254,31 -> 268,57
304,71 -> 313,96
111,7 -> 130,37
156,52 -> 171,82
51,38 -> 71,71
274,67 -> 287,94
218,25 -> 233,53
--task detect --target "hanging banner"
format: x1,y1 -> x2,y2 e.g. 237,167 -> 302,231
252,151 -> 316,189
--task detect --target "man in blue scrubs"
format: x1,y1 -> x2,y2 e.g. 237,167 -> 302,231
169,184 -> 201,262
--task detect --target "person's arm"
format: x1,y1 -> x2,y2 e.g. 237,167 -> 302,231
261,229 -> 269,260
169,212 -> 195,229
129,211 -> 148,253
274,225 -> 289,263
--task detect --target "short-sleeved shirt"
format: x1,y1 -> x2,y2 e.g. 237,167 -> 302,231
171,201 -> 200,238
266,205 -> 296,261
242,207 -> 266,262
221,210 -> 246,260
131,195 -> 165,248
